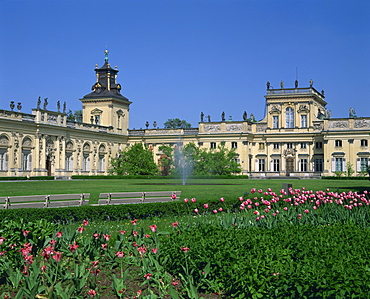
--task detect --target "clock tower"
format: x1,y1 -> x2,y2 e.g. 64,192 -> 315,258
80,50 -> 132,134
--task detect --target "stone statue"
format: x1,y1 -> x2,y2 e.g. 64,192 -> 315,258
200,112 -> 204,122
17,102 -> 22,112
295,80 -> 298,88
145,121 -> 149,129
57,101 -> 60,112
309,79 -> 314,87
280,81 -> 284,89
250,113 -> 255,122
243,111 -> 248,121
153,121 -> 157,128
43,98 -> 48,110
266,81 -> 270,90
221,111 -> 225,121
10,101 -> 15,111
321,89 -> 325,96
63,102 -> 66,113
37,97 -> 41,109
349,107 -> 357,118
207,115 -> 211,122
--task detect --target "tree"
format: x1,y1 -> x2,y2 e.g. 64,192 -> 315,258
109,143 -> 159,175
164,118 -> 191,129
66,109 -> 82,122
159,142 -> 242,176
158,145 -> 174,176
182,143 -> 241,175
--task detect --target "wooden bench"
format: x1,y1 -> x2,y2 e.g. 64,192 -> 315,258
0,193 -> 90,209
97,191 -> 181,205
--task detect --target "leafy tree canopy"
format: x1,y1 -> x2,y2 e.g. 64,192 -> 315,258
66,110 -> 82,122
109,143 -> 159,176
164,118 -> 191,129
159,142 -> 242,176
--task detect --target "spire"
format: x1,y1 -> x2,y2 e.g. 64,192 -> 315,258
104,49 -> 109,63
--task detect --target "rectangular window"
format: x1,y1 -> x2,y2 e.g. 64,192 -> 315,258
210,142 -> 216,149
22,152 -> 32,171
273,116 -> 279,129
299,159 -> 308,172
83,155 -> 90,171
335,158 -> 343,171
65,155 -> 73,171
361,139 -> 368,147
231,142 -> 238,149
287,143 -> 293,149
316,142 -> 323,149
335,140 -> 342,147
360,158 -> 369,171
98,156 -> 105,172
314,158 -> 324,172
258,159 -> 265,172
273,143 -> 279,149
301,115 -> 307,128
300,142 -> 307,149
259,143 -> 265,150
273,159 -> 280,172
0,152 -> 7,171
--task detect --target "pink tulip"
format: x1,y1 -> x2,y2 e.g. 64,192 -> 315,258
181,246 -> 190,252
191,198 -> 196,203
220,197 -> 225,202
204,204 -> 209,209
0,237 -> 5,245
115,251 -> 125,258
144,273 -> 152,280
194,208 -> 199,213
82,220 -> 89,226
212,209 -> 217,214
52,251 -> 62,262
149,225 -> 157,232
184,198 -> 189,203
87,289 -> 97,297
171,221 -> 179,228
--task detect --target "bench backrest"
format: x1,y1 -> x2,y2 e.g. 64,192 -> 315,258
0,193 -> 90,209
98,191 -> 181,205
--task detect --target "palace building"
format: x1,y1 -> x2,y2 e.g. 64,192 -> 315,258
0,52 -> 369,178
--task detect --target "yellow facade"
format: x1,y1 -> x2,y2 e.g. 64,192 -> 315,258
0,56 -> 369,178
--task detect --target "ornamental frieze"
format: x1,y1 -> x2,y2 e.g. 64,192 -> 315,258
256,124 -> 267,132
354,119 -> 370,128
226,124 -> 242,131
204,125 -> 221,132
328,121 -> 348,129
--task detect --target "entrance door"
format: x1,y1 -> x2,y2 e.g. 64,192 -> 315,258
286,158 -> 294,176
46,156 -> 52,176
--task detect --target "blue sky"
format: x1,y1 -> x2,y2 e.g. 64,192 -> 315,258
1,0 -> 369,129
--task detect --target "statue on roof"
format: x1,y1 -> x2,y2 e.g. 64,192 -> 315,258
349,107 -> 357,118
309,79 -> 314,87
243,111 -> 248,121
37,97 -> 41,109
200,112 -> 204,122
280,81 -> 284,89
104,49 -> 109,63
43,98 -> 48,110
57,101 -> 60,112
221,111 -> 225,121
266,81 -> 270,90
295,80 -> 298,88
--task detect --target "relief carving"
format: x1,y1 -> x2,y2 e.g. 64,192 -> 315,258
0,135 -> 9,146
226,124 -> 242,131
354,119 -> 370,128
204,125 -> 221,132
256,124 -> 267,132
328,121 -> 348,129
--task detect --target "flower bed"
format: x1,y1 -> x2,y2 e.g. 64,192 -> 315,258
0,187 -> 369,298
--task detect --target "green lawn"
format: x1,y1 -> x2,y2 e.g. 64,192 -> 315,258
0,178 -> 369,204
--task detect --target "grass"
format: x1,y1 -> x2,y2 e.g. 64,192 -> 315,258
0,178 -> 369,204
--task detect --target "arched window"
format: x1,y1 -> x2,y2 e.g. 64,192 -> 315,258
285,107 -> 294,128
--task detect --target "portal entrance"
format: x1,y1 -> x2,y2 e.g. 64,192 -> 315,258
286,157 -> 294,176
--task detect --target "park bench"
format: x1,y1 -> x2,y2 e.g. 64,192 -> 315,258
97,191 -> 181,205
0,193 -> 90,209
